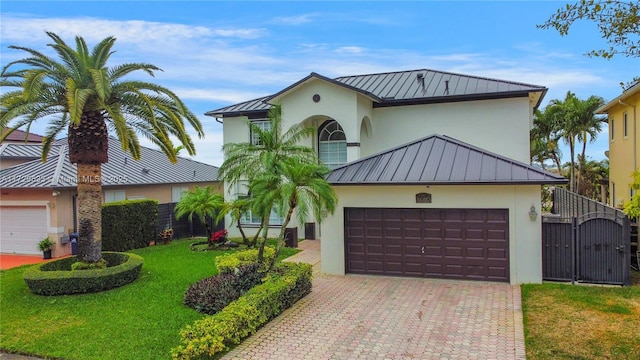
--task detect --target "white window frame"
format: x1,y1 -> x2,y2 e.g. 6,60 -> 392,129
250,119 -> 271,146
104,190 -> 126,203
172,186 -> 189,203
238,195 -> 284,226
318,120 -> 347,170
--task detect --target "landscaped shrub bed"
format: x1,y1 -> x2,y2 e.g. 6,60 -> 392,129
215,247 -> 275,273
171,262 -> 313,360
183,263 -> 263,315
23,252 -> 144,296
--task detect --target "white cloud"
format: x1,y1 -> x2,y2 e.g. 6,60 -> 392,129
271,14 -> 317,25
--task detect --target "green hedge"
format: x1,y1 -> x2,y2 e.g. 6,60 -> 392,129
171,262 -> 312,360
215,247 -> 276,274
23,252 -> 144,296
102,199 -> 158,251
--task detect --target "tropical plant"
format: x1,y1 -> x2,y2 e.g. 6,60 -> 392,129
38,237 -> 54,252
174,185 -> 223,233
623,170 -> 640,219
218,104 -> 317,260
531,107 -> 563,171
543,91 -> 605,193
214,197 -> 254,246
250,158 -> 337,269
0,32 -> 203,264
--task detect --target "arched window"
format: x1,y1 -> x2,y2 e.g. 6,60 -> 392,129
319,120 -> 347,169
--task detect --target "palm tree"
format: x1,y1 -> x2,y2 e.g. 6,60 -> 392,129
531,107 -> 563,171
214,197 -> 254,246
218,104 -> 316,259
174,186 -> 224,237
0,32 -> 203,264
250,158 -> 337,270
218,104 -> 316,185
572,95 -> 606,194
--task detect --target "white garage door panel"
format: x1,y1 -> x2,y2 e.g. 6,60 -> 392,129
0,206 -> 48,255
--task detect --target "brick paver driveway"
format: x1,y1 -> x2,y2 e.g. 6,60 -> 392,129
223,241 -> 526,360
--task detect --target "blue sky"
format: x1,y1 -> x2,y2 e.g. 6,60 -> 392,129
1,1 -> 638,166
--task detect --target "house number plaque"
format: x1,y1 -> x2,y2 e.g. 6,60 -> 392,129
415,192 -> 432,203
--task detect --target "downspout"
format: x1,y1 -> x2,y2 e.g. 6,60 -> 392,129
619,100 -> 637,173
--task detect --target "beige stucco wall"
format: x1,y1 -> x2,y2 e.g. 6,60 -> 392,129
369,97 -> 532,162
0,181 -> 219,257
606,90 -> 639,208
320,184 -> 543,284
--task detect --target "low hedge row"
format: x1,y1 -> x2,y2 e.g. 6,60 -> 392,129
171,262 -> 313,360
23,252 -> 144,296
215,247 -> 275,274
183,263 -> 263,315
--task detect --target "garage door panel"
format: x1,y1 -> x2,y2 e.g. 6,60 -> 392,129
345,208 -> 510,282
0,206 -> 48,255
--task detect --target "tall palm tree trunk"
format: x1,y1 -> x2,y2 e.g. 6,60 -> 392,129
76,162 -> 103,263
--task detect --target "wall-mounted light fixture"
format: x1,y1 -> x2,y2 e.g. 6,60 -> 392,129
52,191 -> 60,197
528,204 -> 538,221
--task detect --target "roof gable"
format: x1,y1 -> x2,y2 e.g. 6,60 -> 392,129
207,68 -> 547,118
326,134 -> 567,185
0,137 -> 219,189
595,81 -> 640,114
1,129 -> 44,143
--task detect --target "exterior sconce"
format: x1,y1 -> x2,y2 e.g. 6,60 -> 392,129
528,205 -> 538,221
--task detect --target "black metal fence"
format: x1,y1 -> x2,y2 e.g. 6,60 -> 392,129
156,202 -> 224,240
543,188 -> 631,286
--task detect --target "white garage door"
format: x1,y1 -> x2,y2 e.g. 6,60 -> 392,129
0,206 -> 48,255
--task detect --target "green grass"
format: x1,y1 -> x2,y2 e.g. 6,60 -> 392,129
522,271 -> 640,360
0,238 -> 300,360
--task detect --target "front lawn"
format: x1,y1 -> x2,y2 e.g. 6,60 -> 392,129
522,271 -> 640,360
0,238 -> 299,360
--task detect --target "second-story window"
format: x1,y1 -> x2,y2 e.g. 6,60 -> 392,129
610,118 -> 615,141
623,112 -> 628,138
251,120 -> 271,146
319,120 -> 347,169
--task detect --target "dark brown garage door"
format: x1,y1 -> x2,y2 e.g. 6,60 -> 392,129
345,208 -> 510,282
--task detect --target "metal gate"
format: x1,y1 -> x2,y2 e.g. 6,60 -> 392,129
542,212 -> 631,286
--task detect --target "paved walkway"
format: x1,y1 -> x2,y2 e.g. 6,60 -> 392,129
223,239 -> 526,360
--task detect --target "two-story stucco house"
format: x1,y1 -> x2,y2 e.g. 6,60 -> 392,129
596,82 -> 639,209
207,69 -> 566,284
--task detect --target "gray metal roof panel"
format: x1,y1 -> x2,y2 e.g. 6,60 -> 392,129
0,143 -> 56,159
208,68 -> 547,117
205,96 -> 271,118
0,137 -> 219,189
326,134 -> 567,185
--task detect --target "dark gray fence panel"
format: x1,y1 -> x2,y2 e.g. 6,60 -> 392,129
157,203 -> 224,240
577,213 -> 631,285
542,216 -> 575,282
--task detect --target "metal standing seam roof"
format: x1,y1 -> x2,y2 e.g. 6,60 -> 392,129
0,143 -> 52,159
326,134 -> 567,185
206,68 -> 547,117
0,137 -> 219,189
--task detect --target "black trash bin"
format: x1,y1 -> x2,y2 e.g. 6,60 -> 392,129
70,232 -> 79,255
284,227 -> 298,248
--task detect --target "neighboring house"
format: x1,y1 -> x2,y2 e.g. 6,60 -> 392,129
595,82 -> 639,209
0,136 -> 219,257
207,68 -> 567,284
0,129 -> 44,169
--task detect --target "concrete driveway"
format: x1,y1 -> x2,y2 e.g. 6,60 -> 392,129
222,241 -> 526,360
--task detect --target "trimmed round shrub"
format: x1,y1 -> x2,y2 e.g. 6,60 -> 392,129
23,252 -> 144,296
